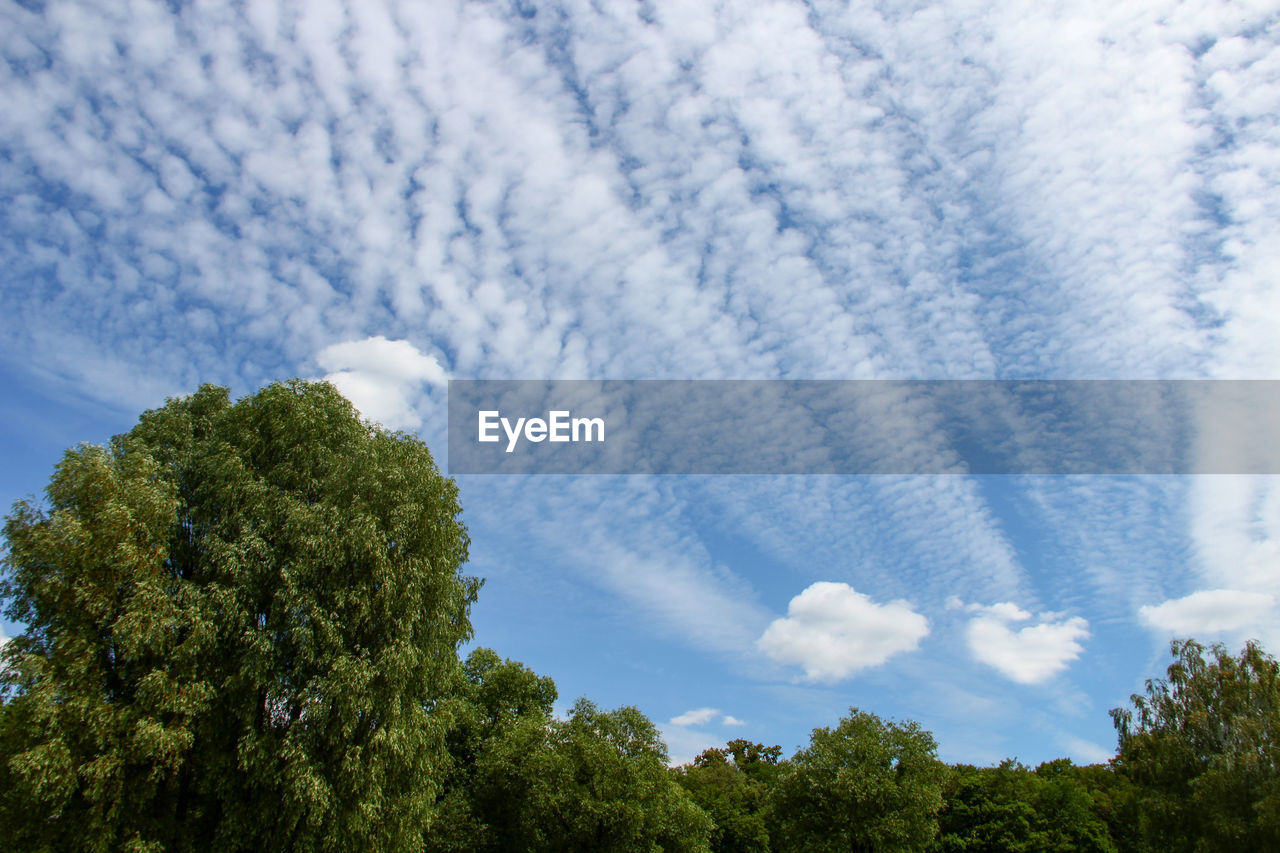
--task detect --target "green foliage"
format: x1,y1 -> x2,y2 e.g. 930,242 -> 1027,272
1,381 -> 478,852
1111,638 -> 1280,852
1062,762 -> 1145,853
675,740 -> 782,852
933,759 -> 1117,852
1030,759 -> 1123,852
425,648 -> 558,852
699,739 -> 784,785
934,762 -> 1039,852
426,655 -> 711,852
487,698 -> 714,852
769,708 -> 948,853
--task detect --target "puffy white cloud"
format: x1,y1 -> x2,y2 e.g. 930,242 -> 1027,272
1139,588 -> 1277,635
722,715 -> 745,727
964,602 -> 1089,685
317,336 -> 448,386
670,707 -> 720,727
315,336 -> 446,430
757,582 -> 929,683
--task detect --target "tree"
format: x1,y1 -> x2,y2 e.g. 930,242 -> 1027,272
421,652 -> 712,853
1,381 -> 479,852
769,708 -> 948,853
1111,638 -> 1280,851
700,739 -> 784,784
933,762 -> 1040,852
471,698 -> 713,852
675,740 -> 782,852
1028,759 -> 1119,852
1063,762 -> 1144,853
424,647 -> 559,852
932,760 -> 1117,853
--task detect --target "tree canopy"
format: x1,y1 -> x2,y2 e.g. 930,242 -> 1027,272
1110,638 -> 1280,851
769,708 -> 948,853
674,740 -> 781,853
1,381 -> 478,852
933,759 -> 1120,852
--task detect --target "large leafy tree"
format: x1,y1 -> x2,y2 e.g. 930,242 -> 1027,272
1,381 -> 479,852
1110,638 -> 1280,851
769,708 -> 948,853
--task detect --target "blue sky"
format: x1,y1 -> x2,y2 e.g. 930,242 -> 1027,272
3,0 -> 1279,767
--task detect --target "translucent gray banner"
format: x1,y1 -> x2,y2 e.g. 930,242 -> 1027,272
446,380 -> 1280,475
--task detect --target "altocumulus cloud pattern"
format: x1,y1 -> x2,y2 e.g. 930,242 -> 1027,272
2,0 -> 1280,765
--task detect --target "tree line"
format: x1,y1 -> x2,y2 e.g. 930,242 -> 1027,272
1,381 -> 1277,851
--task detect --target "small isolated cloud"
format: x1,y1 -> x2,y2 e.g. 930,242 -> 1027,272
1139,588 -> 1277,635
670,707 -> 720,727
757,582 -> 929,683
669,708 -> 745,729
661,708 -> 731,767
965,603 -> 1089,685
315,336 -> 447,430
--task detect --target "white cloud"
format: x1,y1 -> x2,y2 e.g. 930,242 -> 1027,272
965,602 -> 1089,685
1139,588 -> 1277,636
757,582 -> 929,683
5,0 -> 1274,403
665,706 -> 747,727
315,336 -> 446,430
317,336 -> 448,386
670,707 -> 720,727
1178,476 -> 1280,650
1189,476 -> 1280,594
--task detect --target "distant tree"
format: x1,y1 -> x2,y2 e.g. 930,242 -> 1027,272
439,647 -> 559,775
718,739 -> 784,784
675,740 -> 782,852
1029,759 -> 1119,852
769,708 -> 948,852
1111,638 -> 1280,851
425,648 -> 558,852
933,761 -> 1039,852
1065,762 -> 1144,852
933,759 -> 1117,852
1,381 -> 479,852
470,698 -> 713,852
